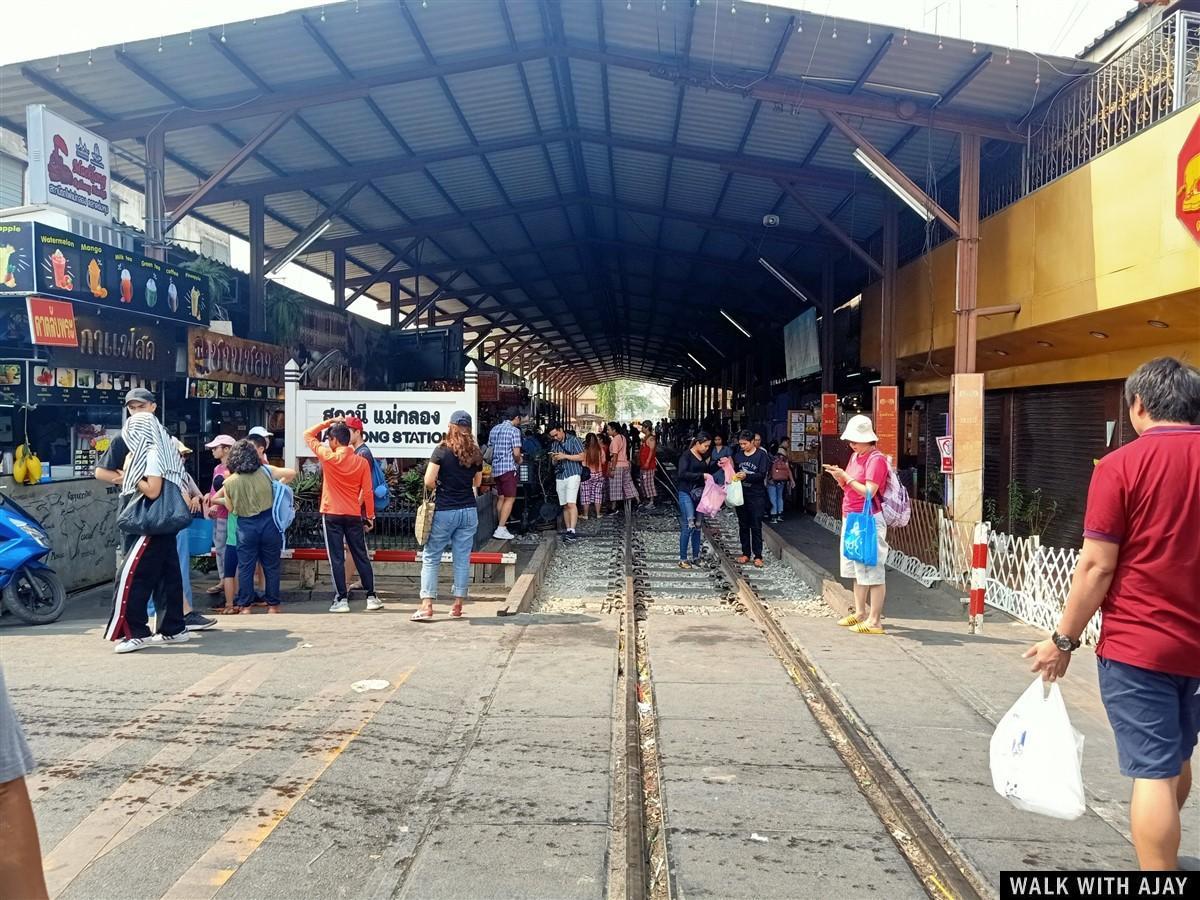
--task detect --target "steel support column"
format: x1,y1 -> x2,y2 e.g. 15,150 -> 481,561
821,263 -> 835,394
333,250 -> 346,310
954,133 -> 982,375
143,128 -> 167,261
249,196 -> 266,340
880,201 -> 899,387
390,281 -> 401,329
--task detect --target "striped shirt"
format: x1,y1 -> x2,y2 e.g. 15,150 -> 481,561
487,421 -> 522,476
551,435 -> 584,480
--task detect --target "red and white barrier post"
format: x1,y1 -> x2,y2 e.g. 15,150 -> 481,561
967,521 -> 989,634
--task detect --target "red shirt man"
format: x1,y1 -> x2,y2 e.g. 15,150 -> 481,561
1025,357 -> 1200,871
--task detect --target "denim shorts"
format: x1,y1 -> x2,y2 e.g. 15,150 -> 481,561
1098,656 -> 1200,780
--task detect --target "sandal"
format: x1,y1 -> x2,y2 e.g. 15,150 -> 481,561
205,585 -> 223,596
237,607 -> 254,615
753,559 -> 764,568
836,613 -> 860,628
850,622 -> 885,635
736,555 -> 750,565
450,602 -> 464,618
677,561 -> 692,569
211,605 -> 241,616
411,606 -> 434,622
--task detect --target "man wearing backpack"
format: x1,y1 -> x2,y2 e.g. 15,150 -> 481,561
344,416 -> 386,605
304,417 -> 379,614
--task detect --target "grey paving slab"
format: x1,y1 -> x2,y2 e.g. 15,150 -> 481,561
668,827 -> 927,900
656,717 -> 845,770
399,824 -> 609,900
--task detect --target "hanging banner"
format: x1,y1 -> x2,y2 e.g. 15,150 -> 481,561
187,327 -> 285,387
26,105 -> 112,224
0,222 -> 208,326
26,296 -> 78,347
820,393 -> 839,435
783,309 -> 821,381
477,372 -> 499,403
873,385 -> 899,462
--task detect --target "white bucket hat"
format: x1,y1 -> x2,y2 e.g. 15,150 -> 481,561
840,414 -> 879,443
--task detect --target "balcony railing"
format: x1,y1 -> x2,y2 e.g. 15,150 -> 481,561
982,10 -> 1200,218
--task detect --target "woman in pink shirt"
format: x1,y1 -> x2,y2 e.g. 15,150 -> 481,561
606,422 -> 639,514
823,414 -> 890,635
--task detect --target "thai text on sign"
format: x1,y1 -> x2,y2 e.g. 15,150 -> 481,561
26,296 -> 78,347
874,386 -> 899,462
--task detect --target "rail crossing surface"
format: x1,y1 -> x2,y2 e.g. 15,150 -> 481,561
4,502 -> 1191,899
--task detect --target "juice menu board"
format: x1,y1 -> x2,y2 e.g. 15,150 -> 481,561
29,362 -> 157,406
0,221 -> 208,326
0,359 -> 26,405
187,378 -> 284,402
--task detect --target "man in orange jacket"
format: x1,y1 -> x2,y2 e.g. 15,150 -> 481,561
304,417 -> 379,614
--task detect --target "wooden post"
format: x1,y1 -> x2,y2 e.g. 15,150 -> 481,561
389,280 -> 400,329
821,263 -> 835,394
333,249 -> 346,310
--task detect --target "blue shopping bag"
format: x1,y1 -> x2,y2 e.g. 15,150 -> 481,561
842,488 -> 878,567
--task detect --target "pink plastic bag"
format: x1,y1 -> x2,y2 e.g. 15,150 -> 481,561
697,473 -> 726,517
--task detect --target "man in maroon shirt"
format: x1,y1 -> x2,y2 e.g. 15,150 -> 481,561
1026,357 -> 1200,870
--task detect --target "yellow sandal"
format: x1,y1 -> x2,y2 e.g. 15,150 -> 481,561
836,613 -> 860,627
850,622 -> 885,635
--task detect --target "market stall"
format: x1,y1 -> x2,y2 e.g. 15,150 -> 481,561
0,220 -> 209,590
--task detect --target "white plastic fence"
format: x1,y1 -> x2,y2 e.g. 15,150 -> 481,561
813,504 -> 1102,645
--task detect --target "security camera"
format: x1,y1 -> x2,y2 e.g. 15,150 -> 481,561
762,214 -> 780,228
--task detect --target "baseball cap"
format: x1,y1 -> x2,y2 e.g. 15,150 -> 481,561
204,434 -> 236,448
344,415 -> 365,432
124,387 -> 155,405
248,426 -> 273,439
450,410 -> 472,428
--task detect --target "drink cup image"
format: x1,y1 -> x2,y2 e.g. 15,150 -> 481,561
167,279 -> 178,312
145,276 -> 157,308
120,269 -> 132,303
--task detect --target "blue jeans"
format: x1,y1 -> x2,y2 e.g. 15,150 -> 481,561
677,492 -> 702,561
768,482 -> 785,517
235,509 -> 281,607
420,507 -> 478,600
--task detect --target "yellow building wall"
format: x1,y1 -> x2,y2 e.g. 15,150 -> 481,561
862,107 -> 1200,373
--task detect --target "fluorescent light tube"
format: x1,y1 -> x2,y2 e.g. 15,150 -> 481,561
852,148 -> 933,222
758,257 -> 808,303
719,309 -> 752,338
267,221 -> 332,275
687,352 -> 708,371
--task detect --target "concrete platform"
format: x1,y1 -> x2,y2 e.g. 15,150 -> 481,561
766,515 -> 1200,879
646,614 -> 925,899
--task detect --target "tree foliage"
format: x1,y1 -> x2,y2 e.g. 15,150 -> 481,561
593,380 -> 669,421
595,382 -> 617,420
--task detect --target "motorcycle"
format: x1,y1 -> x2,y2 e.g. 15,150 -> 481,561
0,490 -> 66,625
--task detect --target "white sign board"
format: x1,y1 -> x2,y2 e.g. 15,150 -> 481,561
26,105 -> 113,223
284,360 -> 478,463
936,435 -> 954,474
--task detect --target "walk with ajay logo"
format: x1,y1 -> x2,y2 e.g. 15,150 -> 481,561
1002,873 -> 1195,899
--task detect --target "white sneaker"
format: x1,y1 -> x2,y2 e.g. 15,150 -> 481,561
150,631 -> 190,646
365,595 -> 384,611
493,527 -> 515,540
114,637 -> 152,654
329,598 -> 350,613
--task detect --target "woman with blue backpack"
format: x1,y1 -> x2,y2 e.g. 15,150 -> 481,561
210,439 -> 295,615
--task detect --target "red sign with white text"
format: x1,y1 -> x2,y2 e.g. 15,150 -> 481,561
873,385 -> 899,462
26,296 -> 78,347
821,393 -> 838,435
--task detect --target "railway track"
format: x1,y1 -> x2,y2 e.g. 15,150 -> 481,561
604,465 -> 988,900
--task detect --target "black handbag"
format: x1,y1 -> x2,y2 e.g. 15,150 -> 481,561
117,484 -> 193,536
580,466 -> 592,483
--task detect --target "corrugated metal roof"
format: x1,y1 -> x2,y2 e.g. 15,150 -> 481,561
0,0 -> 1098,381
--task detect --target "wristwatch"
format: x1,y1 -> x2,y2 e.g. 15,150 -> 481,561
1052,631 -> 1081,652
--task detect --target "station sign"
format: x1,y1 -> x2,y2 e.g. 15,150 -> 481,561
873,385 -> 899,462
0,222 -> 208,326
26,105 -> 112,224
820,393 -> 839,435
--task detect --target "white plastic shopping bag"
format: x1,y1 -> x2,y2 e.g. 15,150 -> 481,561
989,677 -> 1086,820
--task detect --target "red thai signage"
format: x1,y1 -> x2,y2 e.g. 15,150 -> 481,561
26,296 -> 78,347
874,385 -> 899,462
477,372 -> 499,403
820,393 -> 839,435
1176,114 -> 1200,240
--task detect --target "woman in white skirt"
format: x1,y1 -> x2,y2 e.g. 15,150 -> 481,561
823,414 -> 890,635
